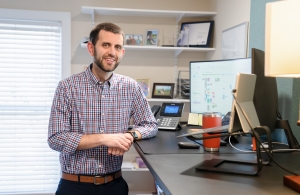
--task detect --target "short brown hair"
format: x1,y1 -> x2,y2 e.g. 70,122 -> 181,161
89,22 -> 124,46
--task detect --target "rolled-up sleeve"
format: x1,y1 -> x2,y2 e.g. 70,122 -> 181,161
131,83 -> 158,139
47,81 -> 82,154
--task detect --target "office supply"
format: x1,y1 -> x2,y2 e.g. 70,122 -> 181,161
198,113 -> 202,126
187,113 -> 199,126
265,1 -> 300,192
152,103 -> 184,130
176,71 -> 190,99
177,125 -> 229,138
190,58 -> 252,117
222,21 -> 248,59
178,142 -> 200,149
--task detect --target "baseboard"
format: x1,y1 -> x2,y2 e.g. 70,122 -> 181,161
283,175 -> 300,193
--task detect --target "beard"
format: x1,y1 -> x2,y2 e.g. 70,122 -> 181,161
93,48 -> 120,72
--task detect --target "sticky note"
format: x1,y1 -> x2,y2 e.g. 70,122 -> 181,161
188,113 -> 199,125
198,113 -> 203,126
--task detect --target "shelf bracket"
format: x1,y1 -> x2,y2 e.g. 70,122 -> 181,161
175,49 -> 183,57
176,13 -> 185,24
91,9 -> 95,28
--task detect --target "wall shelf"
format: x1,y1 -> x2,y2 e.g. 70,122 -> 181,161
80,43 -> 215,56
147,98 -> 189,103
82,6 -> 216,23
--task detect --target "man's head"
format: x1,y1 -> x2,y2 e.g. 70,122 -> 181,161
87,23 -> 125,74
89,22 -> 124,46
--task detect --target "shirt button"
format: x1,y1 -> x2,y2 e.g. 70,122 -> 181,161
100,130 -> 104,133
102,95 -> 105,98
102,113 -> 105,115
98,165 -> 102,168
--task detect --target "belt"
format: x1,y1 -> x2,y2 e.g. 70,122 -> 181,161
61,170 -> 122,185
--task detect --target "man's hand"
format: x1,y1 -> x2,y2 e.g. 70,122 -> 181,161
77,132 -> 134,155
105,133 -> 133,155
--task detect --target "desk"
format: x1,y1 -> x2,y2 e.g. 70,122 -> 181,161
134,127 -> 300,195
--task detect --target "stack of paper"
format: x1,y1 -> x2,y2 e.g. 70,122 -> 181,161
121,161 -> 135,170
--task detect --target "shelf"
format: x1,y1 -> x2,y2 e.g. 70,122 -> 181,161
80,7 -> 216,56
122,168 -> 149,172
82,6 -> 216,22
147,98 -> 189,102
80,43 -> 214,56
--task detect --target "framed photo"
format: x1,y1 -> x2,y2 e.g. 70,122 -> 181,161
222,21 -> 248,59
145,30 -> 159,46
177,21 -> 214,48
136,78 -> 150,98
152,83 -> 175,99
125,34 -> 143,45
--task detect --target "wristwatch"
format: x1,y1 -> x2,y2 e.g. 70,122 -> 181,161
127,131 -> 138,141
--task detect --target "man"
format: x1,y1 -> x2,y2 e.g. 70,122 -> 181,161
48,22 -> 158,195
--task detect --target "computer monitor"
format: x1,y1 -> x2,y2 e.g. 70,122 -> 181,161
251,48 -> 277,135
190,58 -> 252,117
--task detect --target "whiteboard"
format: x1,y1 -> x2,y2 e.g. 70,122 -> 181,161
222,22 -> 248,59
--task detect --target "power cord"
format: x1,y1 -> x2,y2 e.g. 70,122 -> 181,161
228,137 -> 300,153
232,89 -> 299,176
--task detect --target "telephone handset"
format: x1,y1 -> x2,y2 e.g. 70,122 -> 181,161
151,103 -> 184,130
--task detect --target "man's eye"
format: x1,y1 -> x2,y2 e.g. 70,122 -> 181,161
103,43 -> 109,47
115,46 -> 122,50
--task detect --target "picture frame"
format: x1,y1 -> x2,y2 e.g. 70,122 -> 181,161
152,83 -> 175,99
125,34 -> 143,46
177,21 -> 214,48
145,30 -> 159,46
222,21 -> 249,59
136,78 -> 150,98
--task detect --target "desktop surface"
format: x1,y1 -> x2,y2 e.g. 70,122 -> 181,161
136,125 -> 253,154
134,126 -> 300,195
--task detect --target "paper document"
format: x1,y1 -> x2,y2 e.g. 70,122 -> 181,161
177,125 -> 229,138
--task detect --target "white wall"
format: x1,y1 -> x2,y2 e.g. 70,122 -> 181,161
207,0 -> 251,60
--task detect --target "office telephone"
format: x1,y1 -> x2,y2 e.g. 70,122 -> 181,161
151,103 -> 185,130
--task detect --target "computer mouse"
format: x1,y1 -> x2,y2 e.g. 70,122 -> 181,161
178,142 -> 200,149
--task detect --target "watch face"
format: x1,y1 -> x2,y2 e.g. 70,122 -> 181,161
132,132 -> 138,140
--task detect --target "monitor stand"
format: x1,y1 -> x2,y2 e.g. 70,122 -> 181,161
195,126 -> 272,176
276,120 -> 300,149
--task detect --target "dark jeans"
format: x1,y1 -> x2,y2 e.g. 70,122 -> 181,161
55,176 -> 129,195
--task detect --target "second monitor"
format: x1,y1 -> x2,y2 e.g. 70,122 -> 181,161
190,58 -> 252,117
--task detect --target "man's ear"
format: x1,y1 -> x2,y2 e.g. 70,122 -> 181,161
87,41 -> 94,57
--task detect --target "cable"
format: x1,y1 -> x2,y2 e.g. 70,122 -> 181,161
264,141 -> 288,146
232,89 -> 299,176
228,135 -> 255,153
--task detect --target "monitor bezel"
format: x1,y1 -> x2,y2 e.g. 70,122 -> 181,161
189,57 -> 252,116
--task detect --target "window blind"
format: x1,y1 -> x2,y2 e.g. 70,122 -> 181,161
0,19 -> 62,194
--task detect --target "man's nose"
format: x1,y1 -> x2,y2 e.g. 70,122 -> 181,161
107,46 -> 116,55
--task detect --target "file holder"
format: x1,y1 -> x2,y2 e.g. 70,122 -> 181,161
195,125 -> 273,176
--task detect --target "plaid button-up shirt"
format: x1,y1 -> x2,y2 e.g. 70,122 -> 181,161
48,65 -> 158,175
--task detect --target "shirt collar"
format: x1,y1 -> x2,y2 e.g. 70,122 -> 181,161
85,63 -> 116,89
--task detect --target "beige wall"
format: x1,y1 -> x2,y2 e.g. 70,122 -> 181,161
0,0 -> 251,120
0,0 -> 250,76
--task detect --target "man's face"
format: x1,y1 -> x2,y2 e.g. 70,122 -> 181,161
92,30 -> 125,72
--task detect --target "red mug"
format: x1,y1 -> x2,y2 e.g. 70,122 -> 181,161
202,112 -> 222,152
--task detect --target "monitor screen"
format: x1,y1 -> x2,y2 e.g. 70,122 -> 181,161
190,58 -> 252,116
